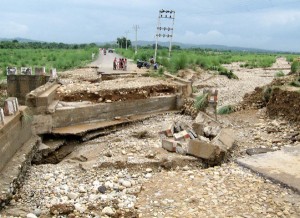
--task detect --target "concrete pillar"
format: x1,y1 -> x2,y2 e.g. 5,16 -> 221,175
4,99 -> 15,115
0,108 -> 4,125
4,97 -> 19,116
50,68 -> 57,79
35,67 -> 46,75
6,67 -> 17,75
21,67 -> 32,75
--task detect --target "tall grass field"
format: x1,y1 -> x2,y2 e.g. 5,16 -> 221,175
0,46 -> 98,79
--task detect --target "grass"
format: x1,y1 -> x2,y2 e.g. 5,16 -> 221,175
115,47 -> 300,78
289,77 -> 300,87
0,47 -> 99,78
194,93 -> 208,111
217,105 -> 234,114
275,71 -> 285,77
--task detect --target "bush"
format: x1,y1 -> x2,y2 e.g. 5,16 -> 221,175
172,54 -> 187,73
194,93 -> 208,111
158,67 -> 164,75
289,77 -> 300,87
217,105 -> 234,114
291,61 -> 300,74
275,71 -> 285,77
262,86 -> 273,103
218,68 -> 238,79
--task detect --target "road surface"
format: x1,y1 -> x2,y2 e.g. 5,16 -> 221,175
89,49 -> 135,74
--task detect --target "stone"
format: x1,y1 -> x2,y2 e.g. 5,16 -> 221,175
67,192 -> 79,200
102,206 -> 115,216
98,185 -> 107,194
246,148 -> 274,156
122,180 -> 132,188
33,208 -> 41,217
50,203 -> 75,215
74,203 -> 86,213
26,213 -> 37,218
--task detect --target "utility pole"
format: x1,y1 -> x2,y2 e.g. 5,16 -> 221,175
133,25 -> 139,54
125,30 -> 130,50
154,10 -> 175,62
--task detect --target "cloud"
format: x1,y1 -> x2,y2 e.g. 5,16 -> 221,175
179,30 -> 272,48
261,9 -> 300,26
0,21 -> 29,37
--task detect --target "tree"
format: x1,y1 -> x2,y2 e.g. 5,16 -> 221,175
116,37 -> 131,49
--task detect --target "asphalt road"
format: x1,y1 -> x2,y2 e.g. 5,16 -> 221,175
89,49 -> 134,74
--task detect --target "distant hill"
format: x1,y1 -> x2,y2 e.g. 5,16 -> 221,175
134,40 -> 295,53
0,37 -> 40,43
1,37 -> 298,54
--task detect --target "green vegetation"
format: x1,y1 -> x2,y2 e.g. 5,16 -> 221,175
262,86 -> 273,103
194,93 -> 208,111
217,105 -> 234,114
289,77 -> 300,87
291,60 -> 300,75
275,71 -> 285,77
117,47 -> 299,79
0,41 -> 98,79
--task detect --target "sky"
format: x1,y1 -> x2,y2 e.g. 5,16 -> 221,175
0,0 -> 300,52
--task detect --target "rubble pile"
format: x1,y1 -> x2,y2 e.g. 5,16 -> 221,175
159,111 -> 235,165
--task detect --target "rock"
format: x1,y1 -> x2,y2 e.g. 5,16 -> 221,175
50,203 -> 75,215
74,203 -> 86,213
33,208 -> 41,217
98,185 -> 107,194
246,148 -> 274,156
182,165 -> 190,171
145,173 -> 152,178
102,206 -> 115,216
122,180 -> 132,188
145,168 -> 153,173
27,213 -> 37,218
67,192 -> 79,200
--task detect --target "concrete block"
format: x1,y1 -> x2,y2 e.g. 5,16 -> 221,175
35,67 -> 46,75
4,99 -> 15,116
211,128 -> 235,151
6,67 -> 17,75
194,111 -> 220,127
173,130 -> 191,142
21,67 -> 32,75
162,139 -> 177,152
161,123 -> 175,137
0,108 -> 4,125
192,123 -> 203,136
187,139 -> 220,160
50,68 -> 57,79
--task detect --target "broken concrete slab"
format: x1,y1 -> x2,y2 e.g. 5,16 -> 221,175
0,136 -> 40,209
211,128 -> 235,151
192,111 -> 221,138
187,139 -> 221,160
161,123 -> 175,137
246,147 -> 274,156
173,130 -> 190,142
237,145 -> 300,193
162,139 -> 177,152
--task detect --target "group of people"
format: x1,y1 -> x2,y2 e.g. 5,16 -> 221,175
113,58 -> 127,70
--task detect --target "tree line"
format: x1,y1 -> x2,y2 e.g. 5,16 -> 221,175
0,40 -> 98,49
